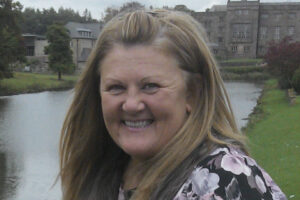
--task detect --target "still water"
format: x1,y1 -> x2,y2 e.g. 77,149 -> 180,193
0,82 -> 262,200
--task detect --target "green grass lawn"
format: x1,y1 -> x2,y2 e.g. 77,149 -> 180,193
0,72 -> 78,96
245,79 -> 300,199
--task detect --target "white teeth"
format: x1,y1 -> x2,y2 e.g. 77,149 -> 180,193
124,120 -> 152,128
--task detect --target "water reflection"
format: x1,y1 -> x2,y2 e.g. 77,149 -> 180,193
0,98 -> 20,200
0,82 -> 262,200
0,91 -> 73,200
225,82 -> 262,130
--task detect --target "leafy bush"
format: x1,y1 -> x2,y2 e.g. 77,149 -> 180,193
292,68 -> 300,93
264,37 -> 300,89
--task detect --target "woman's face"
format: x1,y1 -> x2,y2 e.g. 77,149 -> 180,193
100,44 -> 191,160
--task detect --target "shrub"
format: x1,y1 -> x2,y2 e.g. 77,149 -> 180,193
264,37 -> 300,88
278,77 -> 291,89
292,68 -> 300,93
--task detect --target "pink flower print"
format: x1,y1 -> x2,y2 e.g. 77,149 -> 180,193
221,154 -> 251,176
190,167 -> 220,197
210,147 -> 229,156
255,175 -> 267,194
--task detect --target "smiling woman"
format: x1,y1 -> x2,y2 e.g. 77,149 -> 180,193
100,45 -> 190,160
59,9 -> 287,200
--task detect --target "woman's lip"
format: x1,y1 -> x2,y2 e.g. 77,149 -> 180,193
121,119 -> 154,129
121,119 -> 154,122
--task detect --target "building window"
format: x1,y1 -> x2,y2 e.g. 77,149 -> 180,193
288,26 -> 295,36
244,46 -> 250,53
243,10 -> 249,15
213,49 -> 218,54
232,24 -> 251,39
275,14 -> 282,21
288,13 -> 296,20
78,31 -> 92,37
218,37 -> 223,43
261,14 -> 268,19
26,46 -> 34,56
219,16 -> 224,22
218,26 -> 224,32
260,27 -> 268,39
258,46 -> 266,55
232,46 -> 237,53
204,20 -> 211,28
274,26 -> 280,40
235,10 -> 242,15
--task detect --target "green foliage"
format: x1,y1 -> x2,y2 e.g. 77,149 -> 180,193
174,5 -> 192,13
292,68 -> 300,93
0,0 -> 25,78
245,79 -> 300,198
264,37 -> 300,89
0,72 -> 78,95
45,24 -> 75,80
101,1 -> 144,23
20,7 -> 98,35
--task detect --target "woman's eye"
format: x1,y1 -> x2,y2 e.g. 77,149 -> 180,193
142,83 -> 159,92
107,85 -> 125,93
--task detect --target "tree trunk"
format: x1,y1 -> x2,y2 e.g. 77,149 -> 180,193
58,71 -> 61,80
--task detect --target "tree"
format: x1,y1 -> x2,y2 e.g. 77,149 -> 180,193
101,1 -> 144,24
174,5 -> 191,13
45,24 -> 74,80
101,7 -> 119,23
119,1 -> 144,12
20,7 -> 98,35
0,0 -> 25,79
83,8 -> 92,22
264,37 -> 300,89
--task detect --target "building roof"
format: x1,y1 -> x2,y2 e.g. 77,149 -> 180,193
210,5 -> 227,12
65,22 -> 101,39
22,33 -> 46,40
260,2 -> 300,6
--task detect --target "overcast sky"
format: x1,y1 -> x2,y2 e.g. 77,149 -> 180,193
17,0 -> 300,20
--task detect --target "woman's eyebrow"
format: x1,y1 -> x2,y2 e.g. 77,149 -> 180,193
141,75 -> 163,82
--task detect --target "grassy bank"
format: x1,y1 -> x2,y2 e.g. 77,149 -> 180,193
0,72 -> 78,96
218,58 -> 269,81
244,79 -> 300,199
220,66 -> 270,81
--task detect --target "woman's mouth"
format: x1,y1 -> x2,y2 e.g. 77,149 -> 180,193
122,120 -> 154,128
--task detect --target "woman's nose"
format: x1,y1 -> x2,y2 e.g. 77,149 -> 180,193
122,94 -> 145,113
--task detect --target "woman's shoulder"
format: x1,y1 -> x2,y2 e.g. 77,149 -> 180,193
174,146 -> 287,200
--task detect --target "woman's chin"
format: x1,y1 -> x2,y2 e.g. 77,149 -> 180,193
122,143 -> 157,161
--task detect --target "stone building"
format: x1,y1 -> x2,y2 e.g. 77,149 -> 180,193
22,34 -> 49,72
23,34 -> 48,57
192,0 -> 300,59
65,22 -> 101,71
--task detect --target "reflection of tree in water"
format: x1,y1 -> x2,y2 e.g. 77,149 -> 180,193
0,151 -> 20,200
0,98 -> 8,199
0,152 -> 7,199
0,98 -> 19,200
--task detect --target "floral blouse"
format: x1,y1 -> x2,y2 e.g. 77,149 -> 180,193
118,146 -> 287,200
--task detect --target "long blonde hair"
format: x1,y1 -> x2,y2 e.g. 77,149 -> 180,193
60,9 -> 247,200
